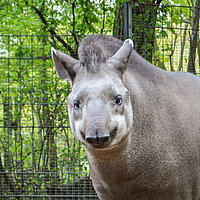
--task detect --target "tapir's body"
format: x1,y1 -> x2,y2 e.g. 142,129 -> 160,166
51,35 -> 200,199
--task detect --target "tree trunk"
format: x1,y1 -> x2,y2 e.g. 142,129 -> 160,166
42,61 -> 59,194
187,0 -> 200,74
178,24 -> 188,71
0,155 -> 21,199
198,35 -> 200,71
166,31 -> 179,71
3,98 -> 12,171
113,0 -> 162,62
113,0 -> 124,38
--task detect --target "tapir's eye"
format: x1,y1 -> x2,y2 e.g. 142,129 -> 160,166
74,100 -> 80,110
114,95 -> 122,105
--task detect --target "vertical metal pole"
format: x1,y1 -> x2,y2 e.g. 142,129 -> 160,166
124,2 -> 128,39
124,2 -> 132,39
128,2 -> 132,39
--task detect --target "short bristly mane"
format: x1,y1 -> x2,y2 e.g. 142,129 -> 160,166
78,35 -> 123,72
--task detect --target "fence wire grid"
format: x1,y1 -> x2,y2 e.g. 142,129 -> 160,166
0,2 -> 200,200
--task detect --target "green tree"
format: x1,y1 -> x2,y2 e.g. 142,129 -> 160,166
187,0 -> 200,74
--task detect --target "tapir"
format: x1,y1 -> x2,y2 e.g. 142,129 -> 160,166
51,35 -> 200,200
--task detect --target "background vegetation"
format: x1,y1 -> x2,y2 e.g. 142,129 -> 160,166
0,0 -> 200,198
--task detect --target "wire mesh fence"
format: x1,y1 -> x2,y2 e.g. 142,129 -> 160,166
131,2 -> 199,74
0,35 -> 98,199
0,2 -> 200,200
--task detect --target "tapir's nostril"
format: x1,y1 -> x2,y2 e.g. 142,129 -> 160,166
80,131 -> 85,140
86,135 -> 109,145
98,135 -> 109,143
86,136 -> 97,144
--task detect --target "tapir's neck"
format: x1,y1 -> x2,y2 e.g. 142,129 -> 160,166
128,50 -> 164,80
84,137 -> 137,185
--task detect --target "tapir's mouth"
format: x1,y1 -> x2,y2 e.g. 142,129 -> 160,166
110,127 -> 118,139
87,127 -> 118,149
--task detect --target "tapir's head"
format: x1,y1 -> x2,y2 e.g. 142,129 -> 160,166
51,37 -> 133,149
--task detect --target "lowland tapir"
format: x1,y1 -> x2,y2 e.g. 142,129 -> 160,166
51,35 -> 200,200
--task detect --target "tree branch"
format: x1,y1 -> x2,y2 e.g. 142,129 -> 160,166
101,0 -> 106,34
72,0 -> 79,48
25,1 -> 77,57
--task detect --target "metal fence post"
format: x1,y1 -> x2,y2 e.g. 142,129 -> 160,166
124,2 -> 132,39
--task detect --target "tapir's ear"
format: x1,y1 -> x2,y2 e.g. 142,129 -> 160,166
51,47 -> 79,85
109,39 -> 133,73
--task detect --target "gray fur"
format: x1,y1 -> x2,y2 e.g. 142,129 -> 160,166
51,35 -> 200,200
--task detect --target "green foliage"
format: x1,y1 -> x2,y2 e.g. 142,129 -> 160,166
0,2 -> 113,195
0,0 -> 115,36
0,33 -> 91,196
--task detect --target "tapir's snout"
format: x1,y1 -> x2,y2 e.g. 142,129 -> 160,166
80,99 -> 117,147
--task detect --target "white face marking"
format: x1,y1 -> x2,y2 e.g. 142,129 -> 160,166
110,92 -> 133,146
68,74 -> 133,149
